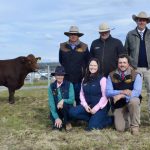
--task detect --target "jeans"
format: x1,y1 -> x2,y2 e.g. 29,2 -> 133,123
69,104 -> 113,130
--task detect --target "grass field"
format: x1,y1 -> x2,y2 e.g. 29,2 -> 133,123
0,88 -> 150,150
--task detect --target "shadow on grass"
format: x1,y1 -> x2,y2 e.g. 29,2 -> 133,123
0,97 -> 8,104
32,107 -> 50,127
0,95 -> 30,104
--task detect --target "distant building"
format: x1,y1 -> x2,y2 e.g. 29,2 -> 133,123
39,62 -> 60,73
25,62 -> 60,82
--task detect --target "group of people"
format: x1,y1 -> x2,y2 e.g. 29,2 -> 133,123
48,11 -> 150,135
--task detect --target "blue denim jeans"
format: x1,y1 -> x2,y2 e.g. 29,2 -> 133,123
69,104 -> 113,130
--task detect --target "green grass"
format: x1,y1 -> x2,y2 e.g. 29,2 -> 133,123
0,88 -> 150,150
24,80 -> 48,86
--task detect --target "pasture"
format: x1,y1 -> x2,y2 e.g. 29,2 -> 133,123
0,88 -> 150,150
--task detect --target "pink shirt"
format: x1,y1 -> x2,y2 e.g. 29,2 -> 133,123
80,77 -> 108,113
57,82 -> 63,88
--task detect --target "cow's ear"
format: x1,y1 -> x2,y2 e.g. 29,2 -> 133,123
21,57 -> 27,63
26,57 -> 32,64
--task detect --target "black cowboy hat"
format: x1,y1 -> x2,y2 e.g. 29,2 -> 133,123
51,66 -> 67,76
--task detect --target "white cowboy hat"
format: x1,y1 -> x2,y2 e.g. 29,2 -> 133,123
98,22 -> 114,32
64,26 -> 84,37
132,11 -> 150,23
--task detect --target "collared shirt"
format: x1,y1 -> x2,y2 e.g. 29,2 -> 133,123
137,28 -> 145,40
137,28 -> 145,34
57,82 -> 63,88
69,40 -> 80,49
106,74 -> 142,102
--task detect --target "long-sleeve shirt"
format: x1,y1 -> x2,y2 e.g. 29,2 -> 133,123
48,82 -> 75,120
106,74 -> 142,102
80,77 -> 108,113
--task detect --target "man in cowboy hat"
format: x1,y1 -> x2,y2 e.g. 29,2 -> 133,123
48,65 -> 75,131
125,11 -> 150,118
59,26 -> 90,105
90,22 -> 125,77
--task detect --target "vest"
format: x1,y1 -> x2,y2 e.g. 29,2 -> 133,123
50,80 -> 70,106
138,29 -> 148,67
110,70 -> 137,91
109,68 -> 138,109
82,75 -> 102,108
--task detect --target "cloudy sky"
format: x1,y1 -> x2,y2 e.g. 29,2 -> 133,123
0,0 -> 150,62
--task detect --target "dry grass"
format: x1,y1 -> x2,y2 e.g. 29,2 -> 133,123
0,88 -> 150,150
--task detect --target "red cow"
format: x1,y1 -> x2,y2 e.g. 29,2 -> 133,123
0,54 -> 41,104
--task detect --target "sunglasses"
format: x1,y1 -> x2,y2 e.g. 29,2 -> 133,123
99,31 -> 110,34
138,18 -> 148,22
69,33 -> 79,36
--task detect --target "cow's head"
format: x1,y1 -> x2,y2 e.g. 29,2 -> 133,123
24,54 -> 41,72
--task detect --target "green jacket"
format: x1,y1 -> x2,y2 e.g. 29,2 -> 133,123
48,81 -> 75,120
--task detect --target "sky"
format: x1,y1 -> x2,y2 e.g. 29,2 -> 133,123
0,0 -> 150,62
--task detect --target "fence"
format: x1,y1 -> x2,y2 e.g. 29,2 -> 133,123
24,65 -> 56,87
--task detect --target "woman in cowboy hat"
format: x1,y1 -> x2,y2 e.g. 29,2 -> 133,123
48,65 -> 75,131
59,25 -> 90,106
125,11 -> 150,121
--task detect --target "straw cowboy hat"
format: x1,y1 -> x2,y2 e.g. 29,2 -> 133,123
64,26 -> 84,37
51,66 -> 67,76
98,22 -> 114,32
132,11 -> 150,23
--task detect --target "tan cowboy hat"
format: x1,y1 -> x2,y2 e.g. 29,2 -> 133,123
64,26 -> 84,37
132,11 -> 150,23
98,22 -> 114,32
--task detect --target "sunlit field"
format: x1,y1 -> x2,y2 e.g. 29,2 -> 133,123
0,88 -> 150,150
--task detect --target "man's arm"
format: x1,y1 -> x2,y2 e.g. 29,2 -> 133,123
117,40 -> 126,55
84,47 -> 90,65
125,74 -> 142,102
124,33 -> 131,55
106,76 -> 122,97
89,41 -> 95,57
59,49 -> 63,65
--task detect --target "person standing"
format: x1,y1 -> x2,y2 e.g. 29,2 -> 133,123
59,26 -> 90,105
69,58 -> 113,131
124,11 -> 150,117
106,54 -> 142,135
48,66 -> 75,131
90,22 -> 125,77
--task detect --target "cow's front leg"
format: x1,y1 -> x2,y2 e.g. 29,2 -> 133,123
8,89 -> 15,104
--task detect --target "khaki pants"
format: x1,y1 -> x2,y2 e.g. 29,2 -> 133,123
114,97 -> 140,132
137,67 -> 150,113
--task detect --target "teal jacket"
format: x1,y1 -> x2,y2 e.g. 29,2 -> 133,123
48,80 -> 75,120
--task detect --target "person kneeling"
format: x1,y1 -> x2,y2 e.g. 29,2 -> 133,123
106,54 -> 142,135
48,66 -> 75,131
69,58 -> 113,131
